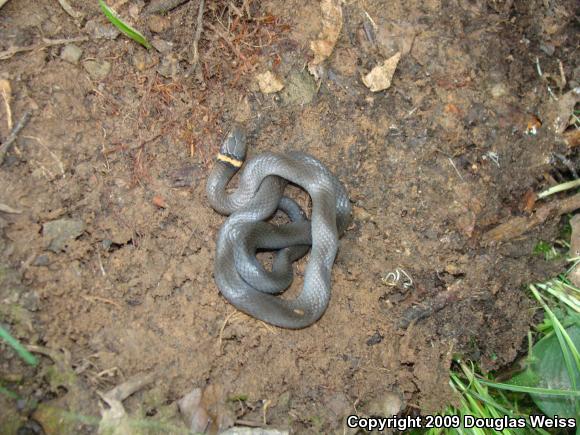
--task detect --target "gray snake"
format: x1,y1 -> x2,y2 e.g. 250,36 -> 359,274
206,127 -> 351,329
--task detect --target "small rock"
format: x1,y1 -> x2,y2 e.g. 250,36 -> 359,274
151,38 -> 174,54
540,43 -> 555,56
280,70 -> 318,106
84,19 -> 120,40
33,254 -> 50,266
366,331 -> 383,346
148,15 -> 170,33
83,60 -> 111,81
60,44 -> 83,64
256,71 -> 284,94
490,83 -> 508,98
128,2 -> 143,19
132,51 -> 158,71
43,218 -> 85,252
157,54 -> 180,78
19,291 -> 40,311
367,391 -> 404,417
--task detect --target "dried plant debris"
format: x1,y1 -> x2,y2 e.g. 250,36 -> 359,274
256,71 -> 284,94
178,384 -> 235,434
544,87 -> 580,133
307,0 -> 343,79
362,52 -> 401,92
569,214 -> 580,287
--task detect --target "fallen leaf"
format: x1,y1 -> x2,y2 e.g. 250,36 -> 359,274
178,384 -> 235,435
362,52 -> 401,92
307,0 -> 342,79
256,71 -> 284,94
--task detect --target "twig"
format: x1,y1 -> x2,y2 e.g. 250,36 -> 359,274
188,0 -> 205,69
538,179 -> 580,199
482,191 -> 580,244
447,157 -> 464,181
0,203 -> 22,214
56,0 -> 84,19
0,36 -> 88,61
206,22 -> 243,59
0,110 -> 31,165
0,79 -> 12,129
100,372 -> 156,403
144,0 -> 189,14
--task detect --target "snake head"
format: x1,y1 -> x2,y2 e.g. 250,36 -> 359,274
220,126 -> 247,162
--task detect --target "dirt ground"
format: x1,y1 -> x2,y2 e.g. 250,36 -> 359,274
0,0 -> 578,433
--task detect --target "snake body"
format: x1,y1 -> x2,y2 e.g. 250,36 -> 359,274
206,127 -> 351,329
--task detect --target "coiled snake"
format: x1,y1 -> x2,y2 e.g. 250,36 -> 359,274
206,127 -> 351,329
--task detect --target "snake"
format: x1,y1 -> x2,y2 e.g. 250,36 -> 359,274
206,126 -> 352,329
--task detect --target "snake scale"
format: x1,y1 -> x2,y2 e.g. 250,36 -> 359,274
206,126 -> 351,329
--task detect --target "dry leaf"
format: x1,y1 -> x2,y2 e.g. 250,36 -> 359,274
362,52 -> 401,92
178,385 -> 235,435
256,71 -> 284,94
307,0 -> 343,79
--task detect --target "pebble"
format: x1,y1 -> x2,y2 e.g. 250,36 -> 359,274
490,83 -> 508,98
43,218 -> 85,252
84,19 -> 120,40
132,51 -> 157,71
148,15 -> 170,33
19,291 -> 40,311
540,43 -> 555,56
151,38 -> 174,54
33,254 -> 50,266
83,60 -> 111,81
60,44 -> 83,64
157,54 -> 180,78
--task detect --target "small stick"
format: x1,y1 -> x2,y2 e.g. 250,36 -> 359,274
145,0 -> 189,14
0,110 -> 31,164
0,203 -> 22,214
482,191 -> 580,244
101,371 -> 156,403
0,36 -> 88,61
188,0 -> 205,69
56,0 -> 84,19
0,79 -> 12,129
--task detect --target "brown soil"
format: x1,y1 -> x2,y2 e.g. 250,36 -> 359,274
0,0 -> 578,433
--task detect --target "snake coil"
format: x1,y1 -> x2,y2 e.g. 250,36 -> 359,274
206,127 -> 351,329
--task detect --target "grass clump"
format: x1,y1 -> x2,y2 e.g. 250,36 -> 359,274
98,0 -> 151,49
422,241 -> 580,433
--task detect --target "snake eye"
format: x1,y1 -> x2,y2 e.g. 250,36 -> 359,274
220,126 -> 247,161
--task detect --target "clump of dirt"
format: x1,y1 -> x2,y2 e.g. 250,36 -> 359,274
0,0 -> 578,433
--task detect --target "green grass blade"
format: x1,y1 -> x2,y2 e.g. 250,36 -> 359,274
98,0 -> 151,49
0,325 -> 38,366
477,378 -> 580,397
